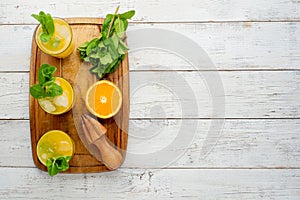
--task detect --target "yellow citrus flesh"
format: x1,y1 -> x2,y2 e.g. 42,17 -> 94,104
36,18 -> 74,58
38,77 -> 74,115
36,130 -> 74,166
86,80 -> 122,119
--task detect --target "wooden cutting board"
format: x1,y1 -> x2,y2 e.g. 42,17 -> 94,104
29,18 -> 129,173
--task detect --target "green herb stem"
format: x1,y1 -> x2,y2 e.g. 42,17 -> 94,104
107,5 -> 120,38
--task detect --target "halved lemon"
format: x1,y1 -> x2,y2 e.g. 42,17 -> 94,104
36,130 -> 74,166
85,80 -> 122,119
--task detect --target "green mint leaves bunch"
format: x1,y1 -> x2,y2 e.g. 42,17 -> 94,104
46,156 -> 71,176
77,6 -> 135,79
30,64 -> 63,99
32,11 -> 55,43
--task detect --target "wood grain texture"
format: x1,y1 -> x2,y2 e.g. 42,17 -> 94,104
1,0 -> 300,24
1,119 -> 299,168
0,168 -> 299,199
29,18 -> 129,173
2,71 -> 299,119
1,22 -> 300,72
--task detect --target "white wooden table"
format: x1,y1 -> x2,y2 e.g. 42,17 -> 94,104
1,1 -> 300,199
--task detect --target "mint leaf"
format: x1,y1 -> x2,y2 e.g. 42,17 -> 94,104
122,19 -> 128,30
102,14 -> 114,38
40,33 -> 51,43
44,13 -> 54,36
114,17 -> 125,37
46,156 -> 71,177
46,158 -> 59,177
118,39 -> 129,55
100,53 -> 113,65
86,38 -> 99,56
42,78 -> 55,86
30,64 -> 63,99
45,83 -> 63,97
38,64 -> 56,84
30,84 -> 44,99
77,7 -> 135,79
111,34 -> 119,48
120,10 -> 135,19
77,41 -> 90,50
65,156 -> 71,162
55,157 -> 70,171
32,11 -> 55,43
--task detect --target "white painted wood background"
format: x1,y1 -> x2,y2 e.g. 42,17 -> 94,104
0,0 -> 300,199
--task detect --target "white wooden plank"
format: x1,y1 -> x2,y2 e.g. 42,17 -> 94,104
0,120 -> 32,167
1,119 -> 299,168
0,26 -> 32,72
1,0 -> 300,24
130,71 -> 300,118
0,73 -> 28,119
2,22 -> 300,72
128,22 -> 300,71
0,168 -> 299,199
125,119 -> 300,168
1,71 -> 299,119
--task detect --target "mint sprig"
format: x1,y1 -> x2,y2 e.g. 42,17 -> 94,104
30,64 -> 63,99
32,11 -> 55,43
46,156 -> 71,176
77,6 -> 135,79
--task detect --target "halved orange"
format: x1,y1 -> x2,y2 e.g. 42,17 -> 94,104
85,80 -> 122,119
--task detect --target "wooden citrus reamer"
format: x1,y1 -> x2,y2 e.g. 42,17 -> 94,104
81,114 -> 123,170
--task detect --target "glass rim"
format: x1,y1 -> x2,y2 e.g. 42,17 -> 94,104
35,17 -> 73,55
